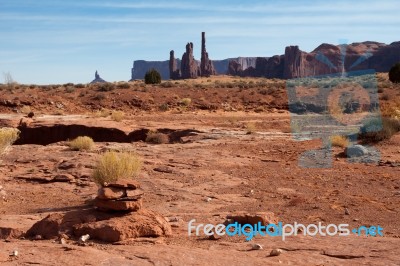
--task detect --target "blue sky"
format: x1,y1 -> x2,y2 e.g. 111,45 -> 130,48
0,0 -> 399,84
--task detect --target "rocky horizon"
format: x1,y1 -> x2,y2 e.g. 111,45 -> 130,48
131,40 -> 400,80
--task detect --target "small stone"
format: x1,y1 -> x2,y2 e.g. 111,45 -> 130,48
345,145 -> 369,158
10,250 -> 18,257
205,197 -> 212,202
103,179 -> 140,189
153,166 -> 174,174
125,188 -> 144,199
344,208 -> 350,215
270,248 -> 283,256
53,174 -> 75,182
79,234 -> 90,242
34,234 -> 43,240
60,238 -> 67,245
251,244 -> 263,250
97,187 -> 125,200
94,198 -> 142,212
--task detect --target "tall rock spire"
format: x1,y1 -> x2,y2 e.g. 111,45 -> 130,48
200,32 -> 216,77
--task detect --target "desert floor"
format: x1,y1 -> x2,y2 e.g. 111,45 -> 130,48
0,75 -> 399,265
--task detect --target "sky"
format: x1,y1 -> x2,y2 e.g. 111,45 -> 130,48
0,0 -> 399,84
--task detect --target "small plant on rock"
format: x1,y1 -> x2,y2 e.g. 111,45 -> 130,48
92,151 -> 142,185
69,136 -> 94,151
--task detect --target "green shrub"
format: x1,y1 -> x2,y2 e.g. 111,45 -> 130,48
359,117 -> 400,142
389,63 -> 400,83
144,68 -> 161,84
69,136 -> 94,151
92,151 -> 142,185
0,128 -> 20,154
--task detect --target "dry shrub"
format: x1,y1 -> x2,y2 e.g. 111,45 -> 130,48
92,151 -> 142,185
246,122 -> 257,134
0,128 -> 19,154
180,98 -> 192,106
111,110 -> 125,122
20,105 -> 32,114
145,130 -> 169,144
330,135 -> 349,148
69,136 -> 94,151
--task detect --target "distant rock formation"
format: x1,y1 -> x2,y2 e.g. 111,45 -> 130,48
169,50 -> 181,79
227,41 -> 400,79
200,32 -> 216,77
90,71 -> 106,83
181,42 -> 199,79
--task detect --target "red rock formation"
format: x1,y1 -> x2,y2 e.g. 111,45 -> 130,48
200,32 -> 216,77
169,50 -> 181,80
181,42 -> 198,79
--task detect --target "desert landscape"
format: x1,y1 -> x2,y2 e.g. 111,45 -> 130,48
1,0 -> 400,265
0,73 -> 399,265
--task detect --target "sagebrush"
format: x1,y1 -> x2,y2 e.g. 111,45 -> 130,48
92,151 -> 142,185
69,136 -> 94,151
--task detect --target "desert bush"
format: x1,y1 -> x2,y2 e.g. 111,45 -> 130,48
111,110 -> 125,122
359,117 -> 400,142
65,86 -> 75,93
246,122 -> 257,134
75,83 -> 85,88
389,63 -> 400,83
20,105 -> 31,114
180,98 -> 192,106
254,106 -> 264,113
145,130 -> 169,144
92,151 -> 142,185
160,81 -> 173,88
144,69 -> 161,84
381,94 -> 390,101
94,108 -> 110,117
159,103 -> 169,112
93,94 -> 106,101
0,128 -> 20,154
69,136 -> 94,151
330,135 -> 349,148
117,82 -> 130,89
98,83 -> 115,92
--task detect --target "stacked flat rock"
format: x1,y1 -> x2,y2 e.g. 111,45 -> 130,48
95,179 -> 144,212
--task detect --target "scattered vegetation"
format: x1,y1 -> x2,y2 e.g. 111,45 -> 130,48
246,122 -> 257,134
145,130 -> 169,144
117,82 -> 130,89
389,63 -> 400,83
98,83 -> 115,92
68,136 -> 94,151
330,135 -> 349,148
144,68 -> 161,84
180,98 -> 192,106
20,105 -> 32,114
92,151 -> 142,185
359,117 -> 400,143
0,128 -> 20,155
111,110 -> 125,122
